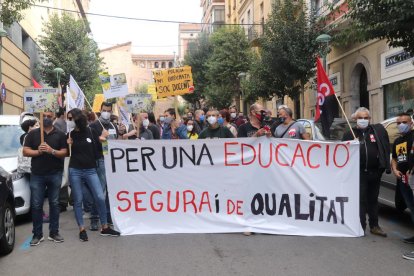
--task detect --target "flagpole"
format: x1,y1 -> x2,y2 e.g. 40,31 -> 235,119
333,94 -> 356,140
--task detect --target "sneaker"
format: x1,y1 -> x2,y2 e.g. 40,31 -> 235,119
100,227 -> 120,237
90,219 -> 99,231
403,236 -> 414,244
370,226 -> 387,237
403,251 -> 414,261
48,233 -> 64,243
79,230 -> 88,242
30,235 -> 44,246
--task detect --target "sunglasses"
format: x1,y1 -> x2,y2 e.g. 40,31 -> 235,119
396,121 -> 409,125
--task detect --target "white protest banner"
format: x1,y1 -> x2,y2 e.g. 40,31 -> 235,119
99,72 -> 129,99
67,75 -> 85,111
106,138 -> 362,237
24,88 -> 59,112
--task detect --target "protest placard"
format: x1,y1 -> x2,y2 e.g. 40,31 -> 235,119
147,84 -> 157,101
92,94 -> 105,112
24,88 -> 60,112
99,72 -> 129,99
106,138 -> 362,237
153,66 -> 194,98
121,94 -> 153,113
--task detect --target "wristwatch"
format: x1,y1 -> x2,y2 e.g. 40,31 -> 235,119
51,149 -> 56,155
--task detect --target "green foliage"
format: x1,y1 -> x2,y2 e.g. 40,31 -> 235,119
37,13 -> 103,104
0,0 -> 43,26
182,33 -> 211,108
245,0 -> 321,101
344,0 -> 414,54
135,83 -> 148,94
205,27 -> 251,109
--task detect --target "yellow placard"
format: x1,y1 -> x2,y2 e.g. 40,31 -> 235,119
92,94 -> 105,112
147,84 -> 157,101
153,66 -> 194,99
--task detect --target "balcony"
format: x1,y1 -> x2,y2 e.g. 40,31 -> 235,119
247,24 -> 264,46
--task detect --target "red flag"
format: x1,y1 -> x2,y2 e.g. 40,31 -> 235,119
32,78 -> 42,88
315,58 -> 336,138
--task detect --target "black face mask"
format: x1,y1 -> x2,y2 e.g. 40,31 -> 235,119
43,117 -> 53,127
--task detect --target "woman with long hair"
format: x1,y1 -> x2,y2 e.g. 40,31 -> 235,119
67,108 -> 120,241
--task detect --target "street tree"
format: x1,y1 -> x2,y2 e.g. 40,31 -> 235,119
245,0 -> 321,102
205,26 -> 251,109
344,0 -> 414,54
183,33 -> 211,108
0,0 -> 44,26
38,13 -> 102,103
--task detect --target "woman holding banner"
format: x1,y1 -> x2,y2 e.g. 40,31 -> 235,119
67,108 -> 120,241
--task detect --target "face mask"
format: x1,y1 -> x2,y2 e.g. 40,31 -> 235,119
279,117 -> 286,123
357,119 -> 369,129
187,116 -> 193,120
160,116 -> 165,123
207,116 -> 217,125
43,117 -> 53,127
218,117 -> 224,125
67,121 -> 76,130
398,123 -> 411,134
142,119 -> 150,128
199,115 -> 205,122
230,112 -> 237,119
164,117 -> 173,124
255,113 -> 263,122
187,125 -> 193,132
101,111 -> 111,120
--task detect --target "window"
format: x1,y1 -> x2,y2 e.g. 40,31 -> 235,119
168,62 -> 173,68
384,77 -> 414,118
154,62 -> 159,68
161,62 -> 166,68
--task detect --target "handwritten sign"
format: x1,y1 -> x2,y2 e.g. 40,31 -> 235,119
153,66 -> 194,98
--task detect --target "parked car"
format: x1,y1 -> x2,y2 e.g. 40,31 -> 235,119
296,119 -> 326,141
0,166 -> 15,255
0,114 -> 33,216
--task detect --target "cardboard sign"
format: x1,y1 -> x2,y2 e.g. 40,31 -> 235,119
24,88 -> 59,112
99,72 -> 129,99
153,66 -> 194,98
92,94 -> 105,113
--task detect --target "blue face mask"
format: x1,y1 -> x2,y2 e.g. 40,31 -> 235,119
218,117 -> 224,125
398,123 -> 411,134
199,115 -> 205,122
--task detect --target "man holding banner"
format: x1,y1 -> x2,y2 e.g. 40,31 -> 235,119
23,110 -> 68,246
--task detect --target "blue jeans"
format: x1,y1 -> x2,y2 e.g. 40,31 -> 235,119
69,168 -> 107,227
397,179 -> 414,223
30,172 -> 62,237
91,158 -> 112,222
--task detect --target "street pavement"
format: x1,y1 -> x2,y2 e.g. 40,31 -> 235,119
0,205 -> 413,276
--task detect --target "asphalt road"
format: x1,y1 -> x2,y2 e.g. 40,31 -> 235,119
0,205 -> 413,276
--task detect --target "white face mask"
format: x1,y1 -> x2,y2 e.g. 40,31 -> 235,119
357,119 -> 369,129
230,112 -> 237,119
159,116 -> 165,123
101,111 -> 111,120
142,119 -> 150,128
207,116 -> 217,125
187,125 -> 193,132
67,121 -> 76,130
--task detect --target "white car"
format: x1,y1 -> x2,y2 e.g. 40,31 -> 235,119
0,115 -> 32,216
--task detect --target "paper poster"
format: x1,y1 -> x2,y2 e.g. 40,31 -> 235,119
121,94 -> 153,113
99,72 -> 129,99
24,88 -> 60,113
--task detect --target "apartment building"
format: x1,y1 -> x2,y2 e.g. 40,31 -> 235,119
178,24 -> 202,62
201,0 -> 226,33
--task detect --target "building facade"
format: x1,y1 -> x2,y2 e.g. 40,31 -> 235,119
0,0 -> 90,115
178,24 -> 202,62
201,0 -> 225,33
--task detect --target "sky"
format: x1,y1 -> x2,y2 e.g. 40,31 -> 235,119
88,0 -> 203,55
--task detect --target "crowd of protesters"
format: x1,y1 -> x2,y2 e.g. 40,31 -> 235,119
18,101 -> 414,261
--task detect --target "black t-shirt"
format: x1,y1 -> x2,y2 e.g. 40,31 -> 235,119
148,124 -> 160,140
198,126 -> 234,139
24,127 -> 67,175
68,128 -> 100,169
237,122 -> 259,137
89,120 -> 118,159
392,131 -> 414,174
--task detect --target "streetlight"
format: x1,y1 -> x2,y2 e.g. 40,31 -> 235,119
0,26 -> 8,115
53,67 -> 64,107
316,33 -> 332,71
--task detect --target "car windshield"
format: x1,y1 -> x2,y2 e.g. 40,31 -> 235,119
0,125 -> 24,158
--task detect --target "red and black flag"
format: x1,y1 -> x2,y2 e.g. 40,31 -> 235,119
314,58 -> 336,138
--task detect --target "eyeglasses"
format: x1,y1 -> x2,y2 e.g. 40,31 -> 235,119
357,117 -> 369,120
397,121 -> 409,125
